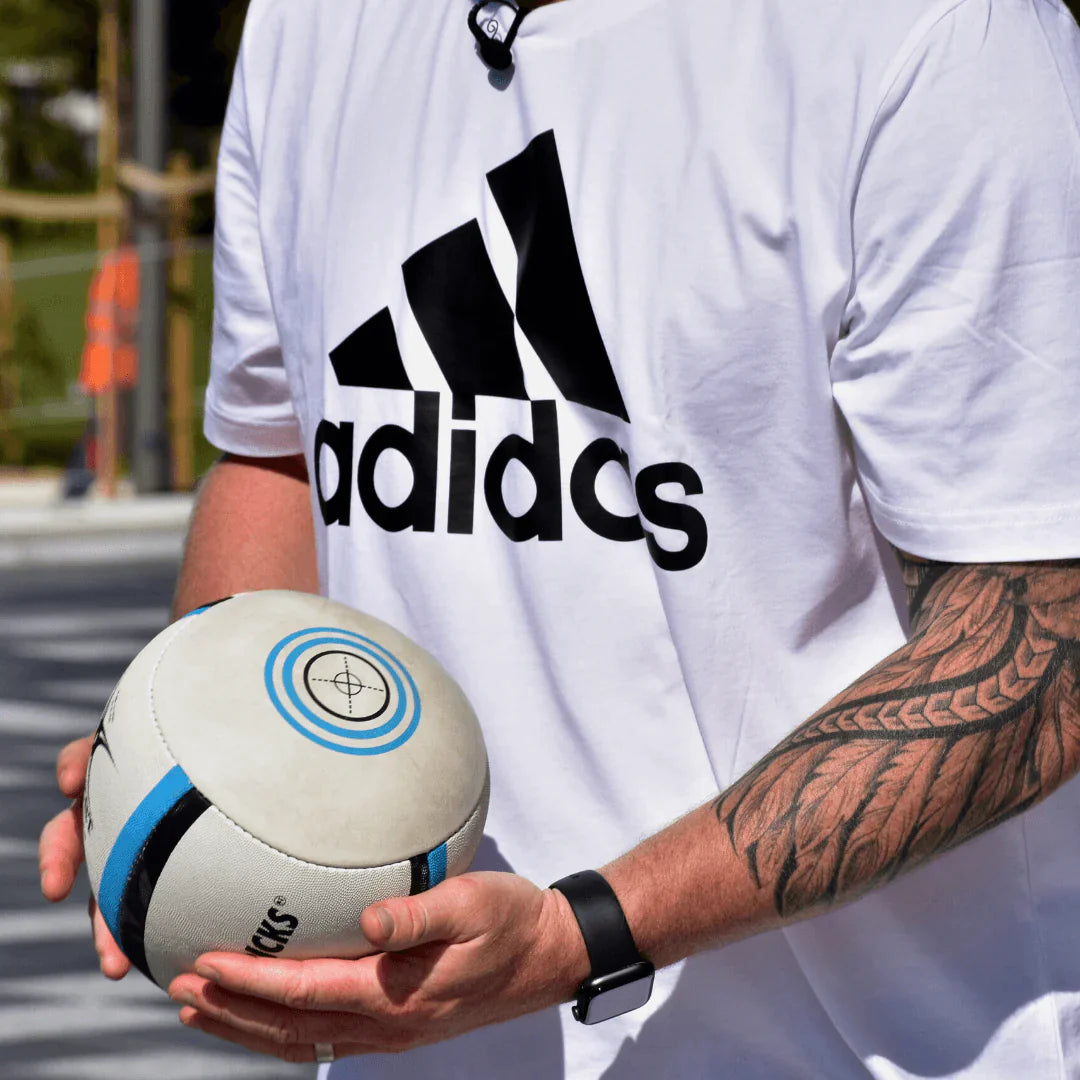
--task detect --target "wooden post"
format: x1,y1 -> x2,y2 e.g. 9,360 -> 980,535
96,0 -> 121,497
0,233 -> 18,463
167,152 -> 195,491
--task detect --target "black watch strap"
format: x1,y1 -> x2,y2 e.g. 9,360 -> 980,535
549,870 -> 643,973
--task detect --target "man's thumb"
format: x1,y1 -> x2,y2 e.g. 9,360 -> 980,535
362,883 -> 472,952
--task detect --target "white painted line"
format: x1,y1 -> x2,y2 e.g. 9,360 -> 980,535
24,1054 -> 293,1080
0,974 -> 295,1076
5,638 -> 150,664
23,1051 -> 296,1079
0,834 -> 40,857
0,495 -> 194,536
31,680 -> 120,705
0,533 -> 184,570
0,1001 -> 176,1044
0,909 -> 91,946
0,770 -> 53,793
2,971 -> 165,1002
0,700 -> 98,737
0,610 -> 168,637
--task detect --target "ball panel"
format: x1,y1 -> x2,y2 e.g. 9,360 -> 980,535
83,620 -> 188,900
152,592 -> 488,867
445,769 -> 490,879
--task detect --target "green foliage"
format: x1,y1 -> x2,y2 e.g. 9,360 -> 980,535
11,235 -> 94,393
12,304 -> 68,402
0,0 -> 97,87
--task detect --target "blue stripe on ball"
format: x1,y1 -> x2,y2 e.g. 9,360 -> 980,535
427,843 -> 448,887
181,597 -> 234,619
97,766 -> 194,943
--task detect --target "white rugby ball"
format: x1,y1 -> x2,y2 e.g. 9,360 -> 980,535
82,590 -> 489,988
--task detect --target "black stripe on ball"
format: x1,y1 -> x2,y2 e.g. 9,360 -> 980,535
409,854 -> 430,895
118,788 -> 211,983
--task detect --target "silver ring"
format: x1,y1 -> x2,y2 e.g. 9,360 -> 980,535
314,1042 -> 335,1064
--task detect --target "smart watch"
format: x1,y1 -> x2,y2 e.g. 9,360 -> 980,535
549,870 -> 655,1025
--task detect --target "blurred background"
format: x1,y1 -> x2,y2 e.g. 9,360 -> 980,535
0,4 -> 297,1077
0,0 -> 249,501
2,0 -> 1079,498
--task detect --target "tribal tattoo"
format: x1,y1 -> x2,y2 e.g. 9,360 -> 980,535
714,557 -> 1080,918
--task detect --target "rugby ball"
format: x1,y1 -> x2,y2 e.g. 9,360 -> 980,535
82,590 -> 489,988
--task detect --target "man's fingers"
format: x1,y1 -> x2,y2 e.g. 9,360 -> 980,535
38,804 -> 83,902
178,1006 -> 372,1063
42,731 -> 129,981
42,734 -> 93,899
90,897 -> 131,980
57,735 -> 93,798
176,955 -> 380,1014
41,797 -> 130,979
170,978 -> 372,1047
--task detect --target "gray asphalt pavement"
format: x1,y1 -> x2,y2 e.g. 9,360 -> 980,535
0,560 -> 300,1080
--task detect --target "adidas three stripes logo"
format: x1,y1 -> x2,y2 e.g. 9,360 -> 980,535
315,130 -> 708,572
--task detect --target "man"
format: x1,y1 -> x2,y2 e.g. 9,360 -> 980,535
40,0 -> 1080,1075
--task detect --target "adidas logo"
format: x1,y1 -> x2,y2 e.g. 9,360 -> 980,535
315,130 -> 707,572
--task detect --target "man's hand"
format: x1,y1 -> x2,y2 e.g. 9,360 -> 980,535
38,734 -> 131,979
166,872 -> 588,1062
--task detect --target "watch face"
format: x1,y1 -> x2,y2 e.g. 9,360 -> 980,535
577,963 -> 655,1025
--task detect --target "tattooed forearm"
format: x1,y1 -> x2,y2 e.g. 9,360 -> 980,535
713,559 -> 1080,918
897,552 -> 952,632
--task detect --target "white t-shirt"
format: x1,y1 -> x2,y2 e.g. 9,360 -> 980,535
205,0 -> 1080,1076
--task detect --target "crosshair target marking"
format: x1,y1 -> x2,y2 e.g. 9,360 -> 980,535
303,650 -> 390,722
265,627 -> 420,755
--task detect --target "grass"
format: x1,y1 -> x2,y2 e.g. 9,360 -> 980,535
4,227 -> 220,478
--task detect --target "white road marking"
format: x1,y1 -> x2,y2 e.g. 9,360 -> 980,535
0,835 -> 39,858
33,679 -> 118,705
4,638 -> 151,664
0,532 -> 185,571
23,1051 -> 297,1079
0,975 -> 296,1077
0,974 -> 173,1044
0,909 -> 91,946
0,768 -> 53,791
0,610 -> 168,638
0,701 -> 97,737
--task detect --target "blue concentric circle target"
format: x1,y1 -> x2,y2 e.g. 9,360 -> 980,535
263,627 -> 421,755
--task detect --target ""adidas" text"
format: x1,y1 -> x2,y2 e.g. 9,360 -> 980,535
316,393 -> 707,572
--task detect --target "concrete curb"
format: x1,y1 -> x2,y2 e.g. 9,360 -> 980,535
0,493 -> 194,569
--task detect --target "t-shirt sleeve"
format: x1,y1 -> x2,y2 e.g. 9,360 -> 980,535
831,0 -> 1080,562
203,40 -> 303,458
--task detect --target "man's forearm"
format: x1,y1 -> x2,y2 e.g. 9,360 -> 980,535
172,453 -> 319,620
603,559 -> 1080,969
